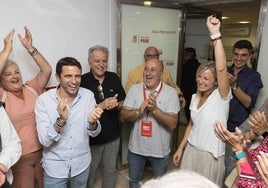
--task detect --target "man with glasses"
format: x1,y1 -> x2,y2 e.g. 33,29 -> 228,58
125,46 -> 186,107
80,45 -> 126,188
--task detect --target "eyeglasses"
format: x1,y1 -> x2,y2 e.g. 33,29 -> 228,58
97,85 -> 105,100
144,54 -> 159,59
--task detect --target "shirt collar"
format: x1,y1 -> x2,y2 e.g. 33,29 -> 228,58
144,81 -> 162,93
229,64 -> 251,74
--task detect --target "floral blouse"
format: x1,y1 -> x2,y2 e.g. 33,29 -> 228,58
236,136 -> 268,187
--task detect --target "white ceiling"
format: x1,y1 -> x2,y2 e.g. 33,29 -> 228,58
119,0 -> 261,25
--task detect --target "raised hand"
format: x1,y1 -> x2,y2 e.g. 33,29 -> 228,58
206,15 -> 221,35
17,26 -> 34,51
3,29 -> 15,54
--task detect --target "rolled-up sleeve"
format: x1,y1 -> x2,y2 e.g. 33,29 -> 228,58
35,97 -> 61,147
87,120 -> 101,137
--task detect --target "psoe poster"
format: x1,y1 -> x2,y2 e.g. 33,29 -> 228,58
121,5 -> 182,88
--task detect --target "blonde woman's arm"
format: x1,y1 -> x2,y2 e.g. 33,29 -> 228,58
206,15 -> 230,99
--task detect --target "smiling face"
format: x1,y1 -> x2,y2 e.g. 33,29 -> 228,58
196,63 -> 217,95
56,65 -> 82,98
232,48 -> 251,70
143,59 -> 163,91
0,63 -> 23,93
88,50 -> 108,80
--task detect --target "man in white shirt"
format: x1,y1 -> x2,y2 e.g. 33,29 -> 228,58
0,105 -> 22,187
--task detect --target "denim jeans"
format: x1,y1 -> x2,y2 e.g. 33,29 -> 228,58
44,166 -> 90,188
127,150 -> 170,188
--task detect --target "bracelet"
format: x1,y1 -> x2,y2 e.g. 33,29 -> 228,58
28,47 -> 38,56
211,36 -> 222,42
87,122 -> 97,131
57,118 -> 66,126
54,122 -> 63,130
210,33 -> 221,40
56,120 -> 64,127
235,151 -> 247,160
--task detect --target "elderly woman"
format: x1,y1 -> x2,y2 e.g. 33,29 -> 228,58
0,27 -> 52,188
173,15 -> 232,187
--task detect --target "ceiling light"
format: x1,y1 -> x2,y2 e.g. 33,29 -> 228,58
222,16 -> 229,20
144,1 -> 152,6
238,21 -> 250,24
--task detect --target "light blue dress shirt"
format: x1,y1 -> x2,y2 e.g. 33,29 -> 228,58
35,87 -> 101,178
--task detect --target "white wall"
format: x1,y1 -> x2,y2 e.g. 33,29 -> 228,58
256,6 -> 268,107
0,0 -> 118,86
185,18 -> 210,64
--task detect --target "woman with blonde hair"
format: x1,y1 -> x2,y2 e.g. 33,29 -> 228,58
173,15 -> 232,187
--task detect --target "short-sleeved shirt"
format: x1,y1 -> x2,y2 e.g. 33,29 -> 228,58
227,65 -> 263,132
80,71 -> 126,145
123,82 -> 180,158
0,77 -> 42,155
188,88 -> 232,158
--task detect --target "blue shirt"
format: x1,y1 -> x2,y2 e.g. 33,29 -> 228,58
227,65 -> 263,132
35,87 -> 101,178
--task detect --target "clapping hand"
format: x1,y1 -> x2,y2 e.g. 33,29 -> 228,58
88,106 -> 103,126
17,26 -> 34,51
256,151 -> 268,185
214,121 -> 248,152
3,29 -> 15,54
248,110 -> 268,136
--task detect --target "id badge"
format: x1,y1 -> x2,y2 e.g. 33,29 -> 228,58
141,120 -> 152,137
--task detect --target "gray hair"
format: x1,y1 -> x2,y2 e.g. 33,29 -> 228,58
2,59 -> 19,71
142,170 -> 219,188
88,45 -> 109,60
